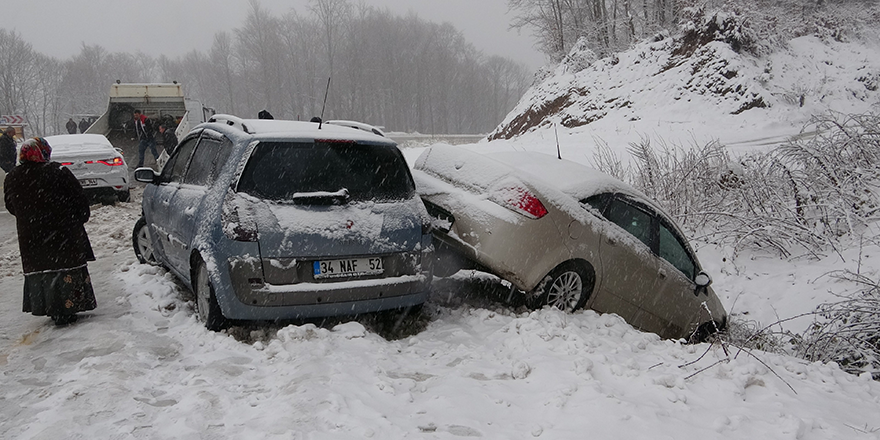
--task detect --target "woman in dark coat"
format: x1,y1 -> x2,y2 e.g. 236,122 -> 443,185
4,137 -> 97,325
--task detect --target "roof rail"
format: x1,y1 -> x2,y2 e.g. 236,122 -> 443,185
325,120 -> 385,137
208,114 -> 251,134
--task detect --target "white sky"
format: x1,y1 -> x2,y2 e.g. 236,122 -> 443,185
6,0 -> 547,71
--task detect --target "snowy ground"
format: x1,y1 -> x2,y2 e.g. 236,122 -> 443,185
3,32 -> 880,440
1,171 -> 880,439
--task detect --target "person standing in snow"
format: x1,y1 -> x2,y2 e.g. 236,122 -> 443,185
133,109 -> 158,168
66,118 -> 77,134
0,126 -> 17,173
79,118 -> 90,134
158,124 -> 178,154
4,137 -> 97,325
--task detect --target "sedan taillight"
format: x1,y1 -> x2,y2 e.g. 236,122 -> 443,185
95,157 -> 124,166
492,185 -> 548,219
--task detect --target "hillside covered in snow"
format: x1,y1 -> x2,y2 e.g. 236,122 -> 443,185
489,6 -> 880,153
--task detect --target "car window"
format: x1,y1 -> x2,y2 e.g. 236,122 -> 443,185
213,138 -> 233,179
237,141 -> 415,202
161,137 -> 198,183
184,137 -> 225,186
604,197 -> 654,248
581,193 -> 612,215
659,222 -> 696,279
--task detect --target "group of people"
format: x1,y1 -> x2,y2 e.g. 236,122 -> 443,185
132,110 -> 177,168
0,110 -> 183,326
65,117 -> 92,135
2,130 -> 97,326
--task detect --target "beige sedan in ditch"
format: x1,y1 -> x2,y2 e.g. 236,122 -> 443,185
412,144 -> 726,341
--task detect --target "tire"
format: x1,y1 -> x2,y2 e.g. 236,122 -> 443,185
532,262 -> 594,312
194,257 -> 229,331
132,217 -> 158,265
116,189 -> 131,203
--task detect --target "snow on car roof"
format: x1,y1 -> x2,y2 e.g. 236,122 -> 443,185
486,151 -> 631,195
204,118 -> 394,145
487,150 -> 671,216
417,144 -> 633,198
415,144 -> 671,219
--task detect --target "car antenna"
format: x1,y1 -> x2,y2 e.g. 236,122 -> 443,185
318,77 -> 331,130
555,123 -> 562,160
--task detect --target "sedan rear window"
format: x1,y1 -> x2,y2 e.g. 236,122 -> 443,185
238,141 -> 415,203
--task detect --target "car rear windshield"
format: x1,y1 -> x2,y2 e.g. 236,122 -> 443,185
237,141 -> 415,203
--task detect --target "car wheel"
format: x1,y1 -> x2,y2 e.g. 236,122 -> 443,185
532,262 -> 594,312
132,217 -> 158,264
117,189 -> 131,203
194,257 -> 229,331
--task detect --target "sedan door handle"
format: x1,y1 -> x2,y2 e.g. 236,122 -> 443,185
658,268 -> 667,278
607,236 -> 617,245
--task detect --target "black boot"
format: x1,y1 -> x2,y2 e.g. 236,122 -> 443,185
52,314 -> 78,326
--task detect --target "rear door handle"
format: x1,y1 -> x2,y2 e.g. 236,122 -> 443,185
658,268 -> 667,278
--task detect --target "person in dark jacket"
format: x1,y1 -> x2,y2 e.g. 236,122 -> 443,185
66,118 -> 77,134
79,118 -> 90,134
4,137 -> 97,325
0,126 -> 17,172
158,124 -> 178,154
133,110 -> 158,168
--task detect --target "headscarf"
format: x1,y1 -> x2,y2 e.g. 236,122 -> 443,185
19,137 -> 52,163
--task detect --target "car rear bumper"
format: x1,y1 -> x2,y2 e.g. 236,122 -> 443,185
219,256 -> 431,320
221,277 -> 429,320
422,196 -> 570,292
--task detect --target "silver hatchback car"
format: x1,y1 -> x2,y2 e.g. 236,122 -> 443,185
133,115 -> 433,330
413,144 -> 726,341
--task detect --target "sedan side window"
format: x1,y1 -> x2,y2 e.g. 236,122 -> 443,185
582,193 -> 612,215
604,198 -> 653,248
659,223 -> 696,279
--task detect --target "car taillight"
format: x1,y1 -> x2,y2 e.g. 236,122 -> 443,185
95,157 -> 124,166
60,162 -> 74,166
492,185 -> 548,219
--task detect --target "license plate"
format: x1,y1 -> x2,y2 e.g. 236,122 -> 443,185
313,257 -> 384,279
79,178 -> 98,187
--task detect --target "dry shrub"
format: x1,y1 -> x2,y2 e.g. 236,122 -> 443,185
797,270 -> 880,378
595,111 -> 880,259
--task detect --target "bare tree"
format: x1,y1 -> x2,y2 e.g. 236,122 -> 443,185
309,0 -> 351,77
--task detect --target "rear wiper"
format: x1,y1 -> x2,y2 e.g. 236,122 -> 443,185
287,188 -> 350,205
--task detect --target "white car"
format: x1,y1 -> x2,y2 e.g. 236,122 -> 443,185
45,134 -> 130,202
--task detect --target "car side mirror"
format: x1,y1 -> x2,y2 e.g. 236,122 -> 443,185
134,167 -> 157,184
694,271 -> 712,288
